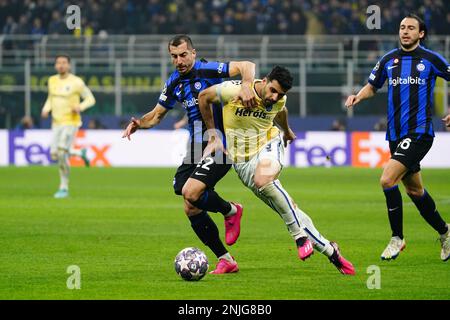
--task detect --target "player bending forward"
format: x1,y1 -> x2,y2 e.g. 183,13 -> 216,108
199,66 -> 355,275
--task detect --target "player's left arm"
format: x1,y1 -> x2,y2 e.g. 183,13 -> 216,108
431,53 -> 450,81
274,106 -> 296,147
72,81 -> 96,114
77,83 -> 96,113
229,61 -> 256,108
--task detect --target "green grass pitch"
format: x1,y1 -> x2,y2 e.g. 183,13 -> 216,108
0,166 -> 448,300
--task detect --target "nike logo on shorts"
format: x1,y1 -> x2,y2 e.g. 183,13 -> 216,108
195,172 -> 207,176
394,152 -> 405,156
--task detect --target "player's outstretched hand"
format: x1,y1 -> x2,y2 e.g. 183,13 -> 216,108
283,128 -> 296,147
442,114 -> 450,127
203,137 -> 228,158
122,117 -> 141,140
345,95 -> 360,108
238,83 -> 257,108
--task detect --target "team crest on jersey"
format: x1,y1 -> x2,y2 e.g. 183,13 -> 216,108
373,61 -> 380,71
217,63 -> 224,74
416,63 -> 425,72
265,104 -> 273,112
394,58 -> 399,64
194,82 -> 202,90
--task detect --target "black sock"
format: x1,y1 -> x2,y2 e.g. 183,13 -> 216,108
295,236 -> 308,247
383,185 -> 404,239
409,189 -> 448,235
189,211 -> 228,258
191,189 -> 232,215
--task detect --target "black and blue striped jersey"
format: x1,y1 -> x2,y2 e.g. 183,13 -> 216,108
158,60 -> 230,142
368,45 -> 450,141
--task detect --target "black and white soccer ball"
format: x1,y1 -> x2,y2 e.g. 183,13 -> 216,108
174,247 -> 209,281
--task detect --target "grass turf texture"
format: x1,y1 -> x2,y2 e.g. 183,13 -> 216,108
0,166 -> 448,300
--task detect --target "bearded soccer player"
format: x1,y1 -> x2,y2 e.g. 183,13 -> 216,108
122,35 -> 257,274
345,14 -> 450,261
199,66 -> 355,275
41,54 -> 95,199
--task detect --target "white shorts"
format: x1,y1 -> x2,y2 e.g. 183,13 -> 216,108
233,134 -> 285,193
50,125 -> 78,154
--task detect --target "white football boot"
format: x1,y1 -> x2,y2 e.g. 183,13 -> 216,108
440,224 -> 450,262
381,236 -> 406,260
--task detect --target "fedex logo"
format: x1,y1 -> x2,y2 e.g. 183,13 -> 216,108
8,130 -> 111,167
288,132 -> 350,167
288,132 -> 390,168
351,132 -> 390,168
9,130 -> 55,165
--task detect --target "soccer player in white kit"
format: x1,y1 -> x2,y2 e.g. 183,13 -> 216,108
41,55 -> 95,198
199,66 -> 355,275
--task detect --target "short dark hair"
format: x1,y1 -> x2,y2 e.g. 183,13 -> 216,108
266,66 -> 293,91
55,54 -> 71,63
168,35 -> 194,50
404,13 -> 427,43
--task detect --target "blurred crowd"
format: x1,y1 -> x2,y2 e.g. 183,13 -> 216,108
0,0 -> 449,36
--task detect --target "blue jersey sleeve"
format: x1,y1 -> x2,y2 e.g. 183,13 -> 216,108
197,61 -> 230,79
431,53 -> 450,81
158,80 -> 177,110
368,58 -> 388,89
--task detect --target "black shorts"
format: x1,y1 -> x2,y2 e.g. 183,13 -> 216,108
389,134 -> 433,175
173,155 -> 232,196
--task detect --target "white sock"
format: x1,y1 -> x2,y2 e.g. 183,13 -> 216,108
69,148 -> 82,157
259,180 -> 334,257
224,203 -> 237,217
218,252 -> 234,262
295,206 -> 334,257
58,150 -> 70,190
258,180 -> 307,240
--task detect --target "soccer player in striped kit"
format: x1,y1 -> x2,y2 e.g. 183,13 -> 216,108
41,55 -> 95,198
346,14 -> 450,261
123,35 -> 257,274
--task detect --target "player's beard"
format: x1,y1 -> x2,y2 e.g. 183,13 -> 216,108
400,37 -> 420,50
177,62 -> 193,74
263,99 -> 275,108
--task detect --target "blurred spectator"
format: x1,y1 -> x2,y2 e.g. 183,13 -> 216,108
2,16 -> 17,35
331,118 -> 347,131
288,10 -> 307,35
173,115 -> 188,130
0,0 -> 448,36
88,118 -> 107,129
15,116 -> 35,130
13,14 -> 30,35
47,10 -> 69,35
374,117 -> 388,131
31,18 -> 45,36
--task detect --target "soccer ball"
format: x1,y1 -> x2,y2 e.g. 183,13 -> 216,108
174,247 -> 209,281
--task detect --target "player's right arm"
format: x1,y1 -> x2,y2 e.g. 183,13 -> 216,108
345,83 -> 378,108
346,56 -> 389,108
442,114 -> 450,127
122,104 -> 169,140
123,76 -> 177,140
